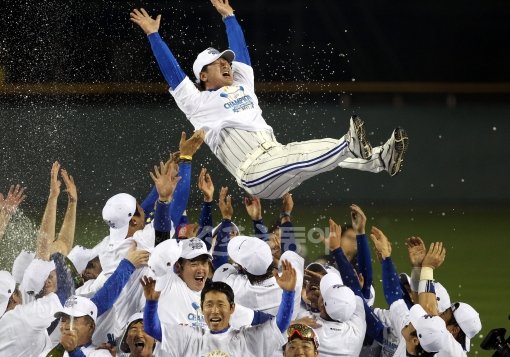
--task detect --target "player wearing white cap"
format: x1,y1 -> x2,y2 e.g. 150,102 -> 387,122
130,0 -> 408,200
118,312 -> 157,357
213,235 -> 304,318
141,259 -> 297,356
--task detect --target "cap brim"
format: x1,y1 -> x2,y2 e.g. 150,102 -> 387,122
54,309 -> 89,320
463,335 -> 471,352
219,49 -> 235,63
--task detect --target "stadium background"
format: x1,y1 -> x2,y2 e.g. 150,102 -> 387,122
1,0 -> 509,354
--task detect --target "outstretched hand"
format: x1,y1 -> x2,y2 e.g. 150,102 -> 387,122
319,218 -> 342,252
198,168 -> 214,202
422,242 -> 446,269
61,169 -> 77,203
126,241 -> 150,268
244,196 -> 262,220
49,161 -> 61,199
140,275 -> 161,301
130,8 -> 161,35
274,259 -> 297,292
350,204 -> 367,235
406,236 -> 426,267
0,184 -> 26,214
150,160 -> 181,202
218,186 -> 233,220
210,0 -> 234,17
370,226 -> 392,259
179,129 -> 205,158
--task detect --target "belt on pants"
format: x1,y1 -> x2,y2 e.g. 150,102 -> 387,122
236,141 -> 279,185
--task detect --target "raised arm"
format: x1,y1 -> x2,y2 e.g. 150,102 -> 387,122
279,193 -> 297,253
274,260 -> 297,332
197,168 -> 214,248
210,0 -> 251,65
0,184 -> 26,241
350,204 -> 373,300
244,196 -> 269,241
418,241 -> 446,315
130,8 -> 186,89
36,162 -> 61,261
141,276 -> 163,341
50,169 -> 77,256
212,187 -> 233,270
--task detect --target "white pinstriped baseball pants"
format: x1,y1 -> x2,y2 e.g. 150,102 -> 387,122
216,128 -> 385,199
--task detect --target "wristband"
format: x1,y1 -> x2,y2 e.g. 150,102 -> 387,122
420,267 -> 434,281
179,155 -> 192,161
280,211 -> 291,219
222,13 -> 235,20
418,279 -> 436,294
410,267 -> 421,292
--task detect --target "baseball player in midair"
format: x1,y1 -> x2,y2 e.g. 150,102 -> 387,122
130,0 -> 408,199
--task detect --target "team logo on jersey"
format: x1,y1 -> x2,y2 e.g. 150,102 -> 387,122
220,85 -> 254,113
205,351 -> 229,357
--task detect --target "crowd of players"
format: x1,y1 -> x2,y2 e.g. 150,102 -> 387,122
0,131 -> 481,357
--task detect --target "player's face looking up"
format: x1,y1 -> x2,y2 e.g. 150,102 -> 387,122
178,255 -> 210,291
284,338 -> 318,357
200,57 -> 233,90
401,322 -> 420,346
126,321 -> 156,357
202,291 -> 235,332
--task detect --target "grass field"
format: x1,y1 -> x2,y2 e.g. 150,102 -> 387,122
1,204 -> 509,355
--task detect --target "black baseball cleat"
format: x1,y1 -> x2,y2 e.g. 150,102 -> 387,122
380,127 -> 409,176
347,115 -> 372,160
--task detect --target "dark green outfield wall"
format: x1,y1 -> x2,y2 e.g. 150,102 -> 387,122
1,98 -> 509,208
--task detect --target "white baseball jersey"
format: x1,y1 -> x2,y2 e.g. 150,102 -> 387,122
213,251 -> 303,318
383,300 -> 410,357
156,271 -> 254,330
160,318 -> 286,357
300,296 -> 366,357
77,223 -> 155,346
373,307 -> 404,356
169,63 -> 379,199
436,334 -> 467,357
0,292 -> 62,356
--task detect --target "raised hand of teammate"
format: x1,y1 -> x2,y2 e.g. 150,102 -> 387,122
218,186 -> 233,220
179,129 -> 205,158
320,218 -> 342,252
274,259 -> 297,292
369,226 -> 392,259
244,195 -> 262,220
130,8 -> 161,35
0,184 -> 26,214
210,0 -> 234,17
198,168 -> 214,203
422,242 -> 446,269
150,160 -> 181,202
350,204 -> 366,235
406,236 -> 426,267
141,275 -> 161,301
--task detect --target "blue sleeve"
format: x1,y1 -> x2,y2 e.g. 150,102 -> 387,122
280,221 -> 297,253
170,162 -> 192,229
356,234 -> 373,299
147,33 -> 186,89
276,290 -> 295,332
50,253 -> 73,306
197,202 -> 213,250
331,248 -> 363,296
224,16 -> 251,66
141,186 -> 158,218
91,259 -> 135,316
251,310 -> 273,326
252,219 -> 269,242
144,300 -> 163,341
154,200 -> 172,233
212,219 -> 232,271
365,306 -> 385,344
68,348 -> 86,357
381,257 -> 404,306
